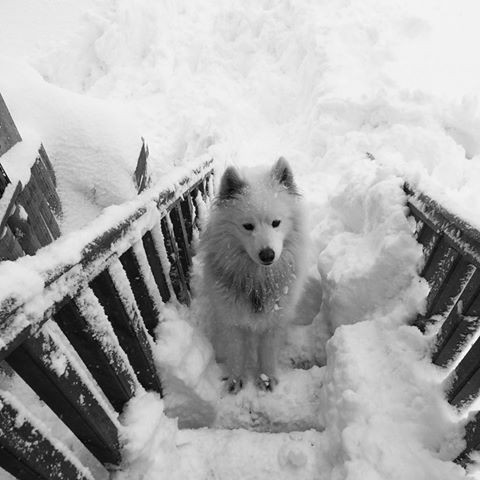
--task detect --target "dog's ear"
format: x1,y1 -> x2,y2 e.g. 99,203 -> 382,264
218,166 -> 246,201
272,157 -> 298,195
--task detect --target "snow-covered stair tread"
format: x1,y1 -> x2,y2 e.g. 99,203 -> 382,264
213,367 -> 325,432
173,428 -> 327,480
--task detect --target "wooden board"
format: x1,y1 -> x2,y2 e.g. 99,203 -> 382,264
0,391 -> 96,480
120,246 -> 159,336
7,205 -> 42,255
446,331 -> 480,408
427,259 -> 475,318
169,202 -> 192,279
0,93 -> 22,157
160,216 -> 190,305
455,411 -> 480,466
134,141 -> 149,193
90,268 -> 162,395
432,268 -> 480,366
31,155 -> 62,217
0,224 -> 24,261
18,182 -> 53,246
142,230 -> 171,303
54,298 -> 137,412
5,323 -> 122,465
0,163 -> 10,199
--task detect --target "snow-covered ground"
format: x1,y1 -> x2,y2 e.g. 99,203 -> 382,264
1,0 -> 480,478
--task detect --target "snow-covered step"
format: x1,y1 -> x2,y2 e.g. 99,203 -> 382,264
213,367 -> 325,433
170,428 -> 327,480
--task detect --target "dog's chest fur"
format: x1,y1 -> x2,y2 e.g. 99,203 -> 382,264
209,254 -> 296,315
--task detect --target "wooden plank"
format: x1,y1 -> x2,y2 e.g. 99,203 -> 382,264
7,205 -> 42,255
119,246 -> 159,336
412,218 -> 424,240
142,230 -> 171,303
54,296 -> 138,412
18,183 -> 53,246
450,357 -> 480,409
0,391 -> 95,480
0,225 -> 24,261
467,289 -> 480,316
416,237 -> 458,331
455,410 -> 480,466
5,322 -> 122,465
0,181 -> 22,238
198,177 -> 207,200
31,156 -> 62,217
38,144 -> 57,187
26,174 -> 61,239
417,226 -> 440,274
160,216 -> 190,305
134,140 -> 150,193
169,202 -> 192,278
0,163 -> 10,199
427,257 -> 473,318
0,93 -> 22,157
180,194 -> 194,244
421,236 -> 455,285
446,334 -> 480,408
433,268 -> 480,365
206,172 -> 215,199
89,268 -> 162,394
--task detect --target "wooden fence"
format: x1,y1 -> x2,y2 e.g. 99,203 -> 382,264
0,157 -> 215,479
406,184 -> 480,466
0,145 -> 62,261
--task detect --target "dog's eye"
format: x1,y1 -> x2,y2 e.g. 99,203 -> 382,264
243,223 -> 255,231
272,220 -> 281,228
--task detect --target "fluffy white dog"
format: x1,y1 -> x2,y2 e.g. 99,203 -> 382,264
199,158 -> 309,393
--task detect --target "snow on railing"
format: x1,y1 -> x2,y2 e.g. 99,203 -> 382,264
0,153 -> 214,479
405,183 -> 480,466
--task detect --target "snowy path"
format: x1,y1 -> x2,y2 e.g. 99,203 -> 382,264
1,0 -> 480,479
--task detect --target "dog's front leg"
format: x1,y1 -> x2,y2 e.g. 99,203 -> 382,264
224,327 -> 247,394
255,329 -> 279,392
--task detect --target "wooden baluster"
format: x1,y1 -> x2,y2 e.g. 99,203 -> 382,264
5,321 -> 122,465
89,266 -> 162,395
0,390 -> 97,480
54,292 -> 139,412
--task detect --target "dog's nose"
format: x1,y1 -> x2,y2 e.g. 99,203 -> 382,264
259,248 -> 275,264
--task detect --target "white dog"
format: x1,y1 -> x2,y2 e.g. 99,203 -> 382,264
199,158 -> 308,393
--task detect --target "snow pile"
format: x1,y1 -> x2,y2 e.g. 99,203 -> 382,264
323,322 -> 465,480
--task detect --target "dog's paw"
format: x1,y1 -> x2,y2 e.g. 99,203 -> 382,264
255,373 -> 278,392
223,375 -> 244,394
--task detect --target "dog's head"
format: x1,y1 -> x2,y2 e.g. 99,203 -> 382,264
217,157 -> 299,267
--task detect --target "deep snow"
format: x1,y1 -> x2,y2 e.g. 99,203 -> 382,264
1,0 -> 480,479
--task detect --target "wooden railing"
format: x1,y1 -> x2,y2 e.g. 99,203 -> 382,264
0,157 -> 214,479
405,184 -> 480,466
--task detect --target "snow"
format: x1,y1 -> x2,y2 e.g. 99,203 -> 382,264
1,0 -> 480,479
